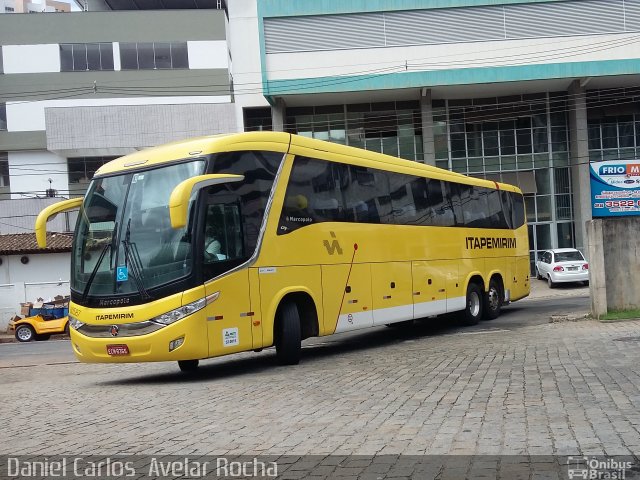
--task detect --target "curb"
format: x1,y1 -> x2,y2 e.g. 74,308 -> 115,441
0,335 -> 70,344
549,313 -> 591,323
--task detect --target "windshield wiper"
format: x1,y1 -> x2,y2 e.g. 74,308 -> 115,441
82,222 -> 118,301
122,218 -> 152,301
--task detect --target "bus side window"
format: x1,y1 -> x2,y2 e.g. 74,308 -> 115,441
486,189 -> 509,229
344,166 -> 387,224
426,179 -> 455,227
459,184 -> 490,228
500,190 -> 514,229
278,156 -> 345,235
388,173 -> 417,225
446,182 -> 464,226
510,192 -> 525,228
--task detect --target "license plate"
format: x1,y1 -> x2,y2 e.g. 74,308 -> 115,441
107,344 -> 130,356
567,267 -> 578,271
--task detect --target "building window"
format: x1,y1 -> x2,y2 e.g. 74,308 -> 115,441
0,46 -> 3,74
0,103 -> 7,131
60,43 -> 114,72
120,42 -> 189,70
68,156 -> 116,184
0,152 -> 9,188
244,107 -> 272,132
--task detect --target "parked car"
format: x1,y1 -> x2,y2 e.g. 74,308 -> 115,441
536,248 -> 589,288
8,300 -> 70,342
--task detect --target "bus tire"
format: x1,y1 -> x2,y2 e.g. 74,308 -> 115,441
275,302 -> 301,365
483,278 -> 502,320
178,360 -> 199,372
461,282 -> 483,326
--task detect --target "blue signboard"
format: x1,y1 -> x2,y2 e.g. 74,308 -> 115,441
590,160 -> 640,217
116,266 -> 129,282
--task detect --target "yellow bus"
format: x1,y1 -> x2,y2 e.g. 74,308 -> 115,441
36,132 -> 529,372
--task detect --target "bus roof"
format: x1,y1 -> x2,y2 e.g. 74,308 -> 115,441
94,131 -> 522,194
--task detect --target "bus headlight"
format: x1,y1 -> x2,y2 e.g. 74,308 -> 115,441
152,298 -> 207,326
69,316 -> 84,330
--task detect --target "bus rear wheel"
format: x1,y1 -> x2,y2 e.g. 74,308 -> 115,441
178,360 -> 199,372
275,302 -> 301,365
461,283 -> 483,326
483,278 -> 502,320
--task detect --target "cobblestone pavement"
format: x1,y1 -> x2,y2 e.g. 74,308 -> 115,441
2,309 -> 640,460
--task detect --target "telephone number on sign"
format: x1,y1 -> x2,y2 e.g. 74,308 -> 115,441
605,200 -> 640,208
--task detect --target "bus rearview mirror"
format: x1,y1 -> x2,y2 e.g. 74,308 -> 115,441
168,174 -> 244,229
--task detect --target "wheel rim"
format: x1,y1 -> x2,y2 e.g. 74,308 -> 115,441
17,327 -> 32,341
488,287 -> 500,311
468,291 -> 481,317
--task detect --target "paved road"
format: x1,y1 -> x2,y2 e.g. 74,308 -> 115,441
6,286 -> 640,468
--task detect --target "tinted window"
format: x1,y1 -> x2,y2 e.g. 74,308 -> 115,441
500,190 -> 513,229
154,42 -> 172,69
86,43 -> 101,70
120,43 -> 138,69
344,165 -> 391,224
388,173 -> 418,225
511,192 -> 526,228
555,251 -> 584,262
100,43 -> 114,70
279,156 -> 522,233
423,179 -> 455,227
209,151 -> 283,254
60,44 -> 73,71
137,43 -> 155,69
171,42 -> 189,68
72,44 -> 87,71
486,188 -> 509,229
459,184 -> 490,228
279,157 -> 346,234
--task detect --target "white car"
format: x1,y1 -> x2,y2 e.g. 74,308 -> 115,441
536,248 -> 589,288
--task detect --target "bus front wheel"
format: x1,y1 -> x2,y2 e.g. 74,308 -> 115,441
462,283 -> 483,326
275,302 -> 301,365
178,360 -> 199,372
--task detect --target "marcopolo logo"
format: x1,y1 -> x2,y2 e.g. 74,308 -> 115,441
599,163 -> 640,176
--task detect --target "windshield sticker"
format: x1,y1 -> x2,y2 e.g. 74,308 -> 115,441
223,327 -> 239,347
116,266 -> 129,282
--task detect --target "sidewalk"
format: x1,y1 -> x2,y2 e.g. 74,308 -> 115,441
0,331 -> 69,344
527,276 -> 590,300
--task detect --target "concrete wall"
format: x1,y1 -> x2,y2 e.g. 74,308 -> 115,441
587,217 -> 640,316
0,251 -> 70,331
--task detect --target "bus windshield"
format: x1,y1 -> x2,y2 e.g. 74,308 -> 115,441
72,159 -> 205,298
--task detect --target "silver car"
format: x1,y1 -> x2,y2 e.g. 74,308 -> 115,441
536,248 -> 589,288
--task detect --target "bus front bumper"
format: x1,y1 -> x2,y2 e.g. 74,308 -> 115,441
69,315 -> 209,363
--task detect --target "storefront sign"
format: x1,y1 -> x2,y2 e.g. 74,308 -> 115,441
590,160 -> 640,217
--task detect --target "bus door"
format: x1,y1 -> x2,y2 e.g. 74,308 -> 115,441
412,260 -> 453,319
322,263 -> 373,333
202,201 -> 256,356
371,262 -> 413,326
